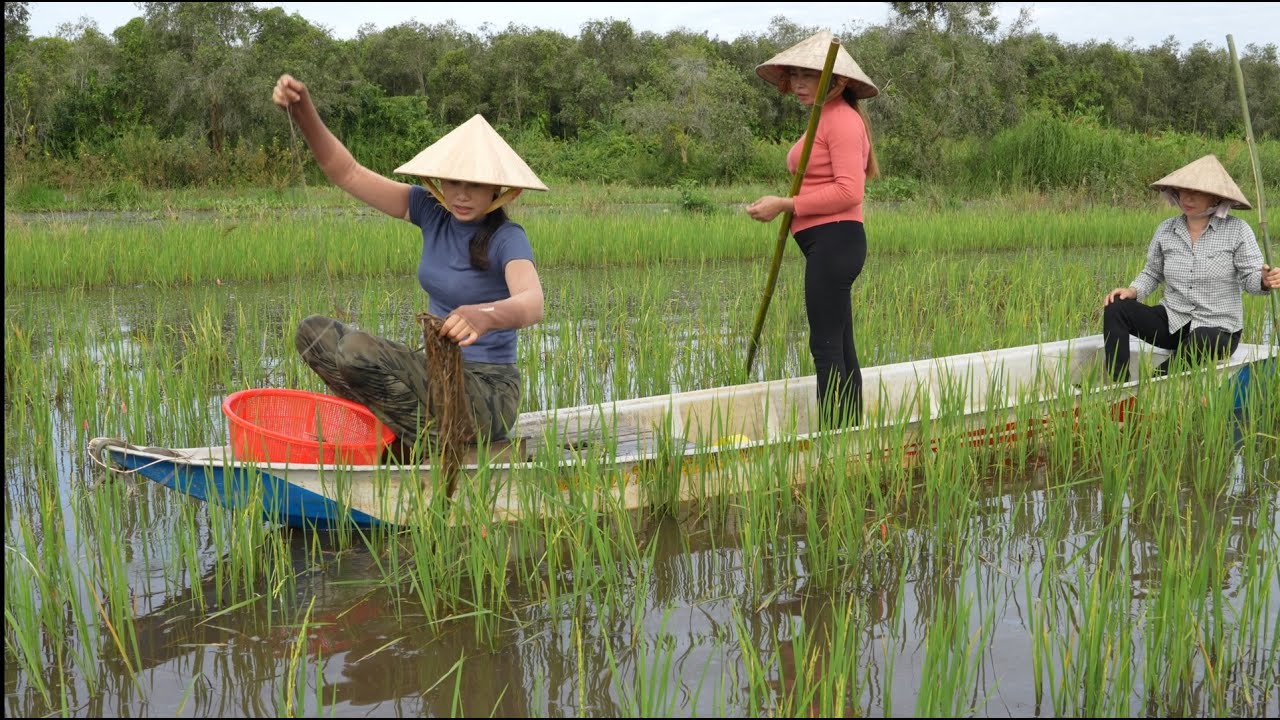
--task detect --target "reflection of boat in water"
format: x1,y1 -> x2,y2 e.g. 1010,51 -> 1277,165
92,530 -> 524,715
88,335 -> 1275,529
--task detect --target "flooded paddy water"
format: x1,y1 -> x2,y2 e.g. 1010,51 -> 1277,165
5,209 -> 1278,717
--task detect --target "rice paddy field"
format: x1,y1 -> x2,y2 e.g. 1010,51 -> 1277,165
5,188 -> 1279,717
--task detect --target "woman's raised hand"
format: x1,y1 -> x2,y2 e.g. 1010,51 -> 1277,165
272,74 -> 309,109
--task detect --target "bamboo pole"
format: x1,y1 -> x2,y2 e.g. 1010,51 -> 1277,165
745,38 -> 842,377
1227,34 -> 1279,343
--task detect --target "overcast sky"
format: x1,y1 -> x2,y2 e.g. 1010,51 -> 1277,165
24,2 -> 1280,52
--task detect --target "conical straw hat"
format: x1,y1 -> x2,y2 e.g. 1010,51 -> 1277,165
394,114 -> 548,192
756,30 -> 879,99
1150,154 -> 1250,209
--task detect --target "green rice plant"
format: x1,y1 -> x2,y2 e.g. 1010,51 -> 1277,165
728,602 -> 772,717
1066,533 -> 1134,717
912,537 -> 996,717
730,447 -> 803,602
1022,551 -> 1051,711
1222,487 -> 1278,716
875,553 -> 911,718
4,205 -> 1208,291
607,607 -> 682,717
276,597 -> 319,717
197,472 -> 278,611
4,538 -> 53,706
638,410 -> 688,515
451,472 -> 515,649
777,596 -> 871,718
400,476 -> 466,629
77,479 -> 143,678
9,462 -> 109,704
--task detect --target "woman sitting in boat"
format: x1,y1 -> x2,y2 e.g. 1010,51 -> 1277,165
271,74 -> 547,447
1102,154 -> 1278,382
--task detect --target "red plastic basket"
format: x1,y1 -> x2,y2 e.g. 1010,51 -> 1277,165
223,389 -> 396,465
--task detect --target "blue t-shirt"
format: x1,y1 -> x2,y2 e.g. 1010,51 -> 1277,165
408,185 -> 535,364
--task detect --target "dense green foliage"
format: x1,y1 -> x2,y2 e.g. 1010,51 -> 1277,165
5,2 -> 1278,199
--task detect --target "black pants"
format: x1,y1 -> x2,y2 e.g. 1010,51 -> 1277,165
1102,299 -> 1240,382
794,220 -> 867,427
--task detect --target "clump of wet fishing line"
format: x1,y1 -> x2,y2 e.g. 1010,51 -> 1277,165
418,313 -> 474,496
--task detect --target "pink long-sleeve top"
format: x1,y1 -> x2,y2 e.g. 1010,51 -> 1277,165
786,98 -> 870,233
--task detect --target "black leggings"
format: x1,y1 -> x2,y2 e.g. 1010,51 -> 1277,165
794,221 -> 867,427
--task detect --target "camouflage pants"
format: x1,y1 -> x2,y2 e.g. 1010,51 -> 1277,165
295,315 -> 521,442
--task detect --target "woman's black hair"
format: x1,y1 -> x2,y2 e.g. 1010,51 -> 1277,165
469,205 -> 507,271
840,86 -> 859,110
841,86 -> 880,179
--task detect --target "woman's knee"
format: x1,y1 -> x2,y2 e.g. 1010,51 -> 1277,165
1102,299 -> 1143,334
295,314 -> 341,359
1103,298 -> 1135,322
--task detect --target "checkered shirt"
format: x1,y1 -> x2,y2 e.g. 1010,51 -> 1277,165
1131,214 -> 1270,333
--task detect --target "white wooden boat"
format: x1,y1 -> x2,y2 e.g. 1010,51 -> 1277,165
88,334 -> 1276,528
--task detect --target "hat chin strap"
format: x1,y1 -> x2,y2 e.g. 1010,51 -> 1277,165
824,79 -> 850,103
486,187 -> 523,213
422,180 -> 523,215
423,179 -> 449,210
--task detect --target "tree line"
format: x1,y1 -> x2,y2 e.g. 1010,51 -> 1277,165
4,1 -> 1278,191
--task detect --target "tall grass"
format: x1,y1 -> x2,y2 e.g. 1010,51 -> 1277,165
958,112 -> 1279,203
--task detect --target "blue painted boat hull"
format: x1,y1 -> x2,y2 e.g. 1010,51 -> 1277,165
109,447 -> 387,529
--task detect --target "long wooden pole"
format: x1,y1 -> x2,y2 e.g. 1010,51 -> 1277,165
745,38 -> 842,378
1227,34 -> 1279,343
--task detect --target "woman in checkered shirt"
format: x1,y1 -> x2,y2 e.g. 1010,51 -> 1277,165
1102,154 -> 1279,382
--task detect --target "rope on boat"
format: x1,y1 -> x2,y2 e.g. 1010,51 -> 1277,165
85,437 -> 183,478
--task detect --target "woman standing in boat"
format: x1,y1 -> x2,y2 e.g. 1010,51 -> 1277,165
745,30 -> 880,428
271,74 -> 547,446
1102,154 -> 1278,382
